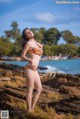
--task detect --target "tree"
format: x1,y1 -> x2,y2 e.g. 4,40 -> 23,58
65,44 -> 78,55
4,21 -> 20,42
73,36 -> 80,46
52,45 -> 67,55
31,27 -> 46,43
44,28 -> 61,45
4,21 -> 22,56
43,45 -> 52,55
77,47 -> 80,55
61,30 -> 75,44
0,37 -> 13,56
37,27 -> 46,43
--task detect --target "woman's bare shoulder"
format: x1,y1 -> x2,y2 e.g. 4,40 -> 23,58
27,41 -> 32,46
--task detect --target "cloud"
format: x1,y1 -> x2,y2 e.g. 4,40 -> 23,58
0,0 -> 13,3
35,12 -> 55,23
0,0 -> 80,37
0,1 -> 43,35
34,12 -> 80,25
54,14 -> 80,25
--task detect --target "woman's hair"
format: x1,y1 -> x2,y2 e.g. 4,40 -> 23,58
21,28 -> 29,48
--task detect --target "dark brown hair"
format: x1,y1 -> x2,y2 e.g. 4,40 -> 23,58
21,28 -> 29,48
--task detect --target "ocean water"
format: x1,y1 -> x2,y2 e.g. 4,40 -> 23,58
1,58 -> 80,75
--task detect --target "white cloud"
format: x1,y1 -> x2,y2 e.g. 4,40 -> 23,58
0,1 -> 43,36
35,12 -> 55,23
0,0 -> 80,37
0,0 -> 13,3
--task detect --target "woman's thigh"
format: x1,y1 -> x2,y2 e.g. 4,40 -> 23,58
34,71 -> 42,89
24,68 -> 35,87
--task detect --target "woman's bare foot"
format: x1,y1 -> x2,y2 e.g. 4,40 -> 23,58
27,109 -> 34,114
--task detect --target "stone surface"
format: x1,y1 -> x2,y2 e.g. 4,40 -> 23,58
0,63 -> 80,119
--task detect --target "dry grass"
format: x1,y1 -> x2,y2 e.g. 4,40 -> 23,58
3,96 -> 80,119
63,113 -> 79,119
7,97 -> 27,110
30,105 -> 56,119
47,91 -> 62,100
0,74 -> 79,119
0,76 -> 26,88
7,97 -> 56,119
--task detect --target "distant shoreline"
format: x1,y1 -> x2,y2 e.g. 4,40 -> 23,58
0,56 -> 80,62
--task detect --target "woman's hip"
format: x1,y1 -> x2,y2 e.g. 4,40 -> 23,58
23,64 -> 38,72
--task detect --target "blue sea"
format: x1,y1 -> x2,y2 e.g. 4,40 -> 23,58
1,58 -> 80,75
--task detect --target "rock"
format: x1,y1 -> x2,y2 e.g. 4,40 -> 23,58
60,86 -> 80,97
42,73 -> 80,87
0,63 -> 23,77
56,73 -> 80,85
4,70 -> 13,77
0,63 -> 80,117
48,96 -> 80,115
56,78 -> 67,84
0,77 -> 11,81
0,72 -> 3,77
38,66 -> 48,70
0,63 -> 22,71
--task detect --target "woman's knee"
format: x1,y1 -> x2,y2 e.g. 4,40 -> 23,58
36,86 -> 42,94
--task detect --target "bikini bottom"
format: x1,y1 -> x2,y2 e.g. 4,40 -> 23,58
23,65 -> 37,71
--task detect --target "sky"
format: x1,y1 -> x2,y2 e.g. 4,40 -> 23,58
0,0 -> 80,44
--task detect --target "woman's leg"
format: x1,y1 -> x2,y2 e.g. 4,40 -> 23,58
32,71 -> 42,110
24,68 -> 35,112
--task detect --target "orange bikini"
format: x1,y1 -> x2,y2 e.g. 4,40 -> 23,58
23,47 -> 43,71
28,47 -> 43,56
23,65 -> 37,71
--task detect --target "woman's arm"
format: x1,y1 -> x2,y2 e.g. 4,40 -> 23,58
21,42 -> 32,62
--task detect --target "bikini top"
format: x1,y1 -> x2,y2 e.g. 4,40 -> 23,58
28,47 -> 43,56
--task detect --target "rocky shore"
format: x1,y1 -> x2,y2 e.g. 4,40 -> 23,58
0,63 -> 80,119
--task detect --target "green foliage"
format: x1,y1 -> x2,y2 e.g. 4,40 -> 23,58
0,37 -> 14,56
44,28 -> 61,45
43,45 -> 52,56
31,27 -> 46,43
5,21 -> 20,41
11,41 -> 22,56
61,30 -> 73,43
74,36 -> 80,46
77,47 -> 80,55
3,21 -> 22,56
43,44 -> 77,56
61,30 -> 80,46
65,44 -> 78,55
0,21 -> 80,57
54,44 -> 77,55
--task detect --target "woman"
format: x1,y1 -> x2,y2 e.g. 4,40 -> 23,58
21,28 -> 43,113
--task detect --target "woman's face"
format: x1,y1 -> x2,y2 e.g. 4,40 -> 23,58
25,29 -> 34,40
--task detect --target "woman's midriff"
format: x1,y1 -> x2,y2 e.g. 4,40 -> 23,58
24,55 -> 41,71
